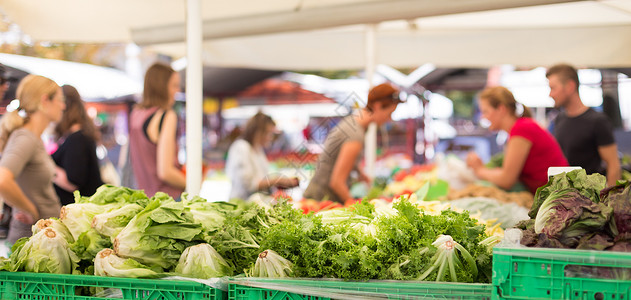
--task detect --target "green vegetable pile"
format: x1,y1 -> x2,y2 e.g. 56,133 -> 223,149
260,198 -> 492,282
0,184 -> 493,283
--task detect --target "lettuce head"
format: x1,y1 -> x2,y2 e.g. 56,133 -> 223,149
535,188 -> 612,247
175,243 -> 232,278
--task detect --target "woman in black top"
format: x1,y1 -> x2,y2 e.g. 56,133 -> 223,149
52,85 -> 103,205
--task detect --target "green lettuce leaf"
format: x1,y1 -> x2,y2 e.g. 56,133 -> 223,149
530,169 -> 606,218
175,243 -> 232,278
95,248 -> 162,278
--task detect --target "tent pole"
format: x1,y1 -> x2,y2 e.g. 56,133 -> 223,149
217,96 -> 224,139
185,0 -> 203,196
364,24 -> 377,179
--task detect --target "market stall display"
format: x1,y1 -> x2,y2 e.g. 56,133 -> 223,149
1,165 -> 629,299
0,182 -> 503,298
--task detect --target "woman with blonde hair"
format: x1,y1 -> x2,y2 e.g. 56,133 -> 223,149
466,86 -> 568,194
129,62 -> 185,199
225,112 -> 299,200
52,85 -> 103,205
0,74 -> 66,244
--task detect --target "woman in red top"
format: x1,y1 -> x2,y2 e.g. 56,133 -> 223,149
466,86 -> 568,194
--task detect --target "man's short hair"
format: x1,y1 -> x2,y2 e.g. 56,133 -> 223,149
546,63 -> 579,91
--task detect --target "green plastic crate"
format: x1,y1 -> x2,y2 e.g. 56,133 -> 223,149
0,271 -> 226,300
493,247 -> 631,300
229,278 -> 493,300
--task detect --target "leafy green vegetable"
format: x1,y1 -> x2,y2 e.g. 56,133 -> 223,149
1,184 -> 495,282
534,188 -> 612,247
316,209 -> 371,226
76,185 -> 149,206
203,197 -> 301,275
600,182 -> 631,236
114,195 -> 202,270
0,257 -> 9,271
183,196 -> 233,231
175,243 -> 231,278
71,228 -> 112,261
610,233 -> 631,252
92,203 -> 144,241
32,218 -> 74,243
259,196 -> 492,282
418,235 -> 477,282
10,227 -> 80,274
530,169 -> 606,218
61,203 -> 122,242
94,248 -> 161,278
249,249 -> 293,278
575,232 -> 614,250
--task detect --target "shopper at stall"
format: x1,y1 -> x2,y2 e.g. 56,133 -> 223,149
304,83 -> 403,204
0,75 -> 65,244
225,112 -> 299,200
546,63 -> 620,187
52,85 -> 103,206
466,86 -> 568,194
129,63 -> 185,199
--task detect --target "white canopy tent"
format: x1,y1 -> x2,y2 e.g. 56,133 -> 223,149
2,0 -> 631,195
152,1 -> 631,70
2,1 -> 630,69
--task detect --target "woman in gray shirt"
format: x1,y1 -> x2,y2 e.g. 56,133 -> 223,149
304,83 -> 403,204
0,75 -> 66,244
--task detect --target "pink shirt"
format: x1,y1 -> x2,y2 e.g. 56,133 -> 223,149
129,107 -> 183,199
510,118 -> 568,193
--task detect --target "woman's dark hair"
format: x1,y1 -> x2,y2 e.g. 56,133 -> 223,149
241,112 -> 275,146
55,85 -> 99,141
140,62 -> 175,109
